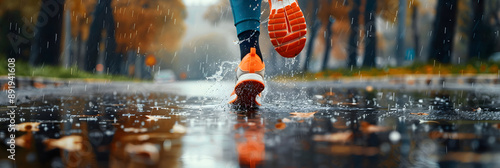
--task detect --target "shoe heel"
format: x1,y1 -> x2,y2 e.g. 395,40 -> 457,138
231,74 -> 265,108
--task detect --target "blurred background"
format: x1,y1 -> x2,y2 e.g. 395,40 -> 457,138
1,0 -> 500,81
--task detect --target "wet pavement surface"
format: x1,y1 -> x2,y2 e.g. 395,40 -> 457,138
1,80 -> 500,168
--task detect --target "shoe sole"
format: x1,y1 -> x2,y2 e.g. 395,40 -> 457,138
231,74 -> 265,109
268,0 -> 307,58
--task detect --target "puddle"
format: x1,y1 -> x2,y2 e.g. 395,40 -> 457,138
1,82 -> 500,167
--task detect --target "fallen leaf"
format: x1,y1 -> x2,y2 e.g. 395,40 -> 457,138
124,127 -> 148,133
340,102 -> 358,106
171,123 -> 187,134
275,123 -> 286,130
410,112 -> 429,116
281,118 -> 293,123
2,83 -> 8,91
365,85 -> 374,92
16,122 -> 40,132
15,133 -> 33,149
313,131 -> 352,143
290,111 -> 317,118
360,121 -> 389,133
319,145 -> 379,156
44,135 -> 83,151
324,92 -> 335,96
33,82 -> 46,89
145,115 -> 170,121
124,142 -> 160,164
429,131 -> 478,140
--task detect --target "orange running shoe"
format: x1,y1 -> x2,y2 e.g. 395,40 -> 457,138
230,48 -> 265,109
268,0 -> 307,58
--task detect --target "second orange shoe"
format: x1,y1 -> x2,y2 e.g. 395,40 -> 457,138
268,0 -> 307,58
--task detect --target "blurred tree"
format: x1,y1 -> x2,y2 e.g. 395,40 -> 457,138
467,0 -> 486,60
1,11 -> 26,59
316,0 -> 350,70
0,0 -> 40,17
485,0 -> 500,54
67,0 -> 96,69
304,0 -> 321,71
487,1 -> 500,28
429,0 -> 458,64
322,16 -> 334,70
410,0 -> 420,59
174,33 -> 233,80
203,0 -> 233,24
0,1 -> 40,60
362,0 -> 376,67
395,0 -> 406,65
347,0 -> 360,68
113,0 -> 186,60
29,0 -> 66,66
85,0 -> 117,72
377,0 -> 398,21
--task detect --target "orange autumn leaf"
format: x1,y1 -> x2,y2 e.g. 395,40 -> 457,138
313,131 -> 352,143
275,123 -> 286,130
145,115 -> 170,121
44,135 -> 83,152
360,121 -> 389,133
2,83 -> 9,91
289,111 -> 317,118
16,122 -> 40,132
15,133 -> 34,149
33,82 -> 46,89
429,131 -> 479,140
410,112 -> 429,116
281,118 -> 293,123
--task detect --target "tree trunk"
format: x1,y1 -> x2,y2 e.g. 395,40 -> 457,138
76,32 -> 86,70
412,5 -> 420,59
62,10 -> 72,68
362,0 -> 377,67
428,0 -> 458,64
304,0 -> 320,71
85,0 -> 118,73
29,0 -> 66,66
103,6 -> 120,74
347,0 -> 360,68
396,0 -> 406,65
322,16 -> 334,71
468,0 -> 485,60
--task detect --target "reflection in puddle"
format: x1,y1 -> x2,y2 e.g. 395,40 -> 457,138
234,112 -> 265,168
0,85 -> 500,167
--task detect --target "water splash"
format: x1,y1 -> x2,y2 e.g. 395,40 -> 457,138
206,61 -> 239,81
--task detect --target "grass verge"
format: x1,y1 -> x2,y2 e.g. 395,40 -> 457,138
275,61 -> 500,81
0,56 -> 134,81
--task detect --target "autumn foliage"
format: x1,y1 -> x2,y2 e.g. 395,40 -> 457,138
67,0 -> 186,55
67,0 -> 97,41
113,0 -> 186,54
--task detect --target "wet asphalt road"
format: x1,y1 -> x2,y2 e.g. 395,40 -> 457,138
1,80 -> 500,168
